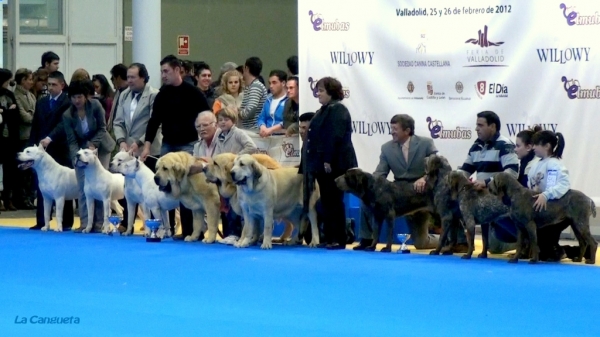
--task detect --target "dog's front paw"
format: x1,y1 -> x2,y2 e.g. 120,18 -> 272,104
201,236 -> 215,244
283,239 -> 299,246
165,229 -> 172,238
82,227 -> 92,234
54,227 -> 63,232
41,226 -> 49,232
585,259 -> 596,265
185,235 -> 199,242
461,254 -> 472,260
308,242 -> 319,248
236,238 -> 251,248
260,241 -> 273,249
124,229 -> 133,236
429,250 -> 440,255
101,224 -> 112,235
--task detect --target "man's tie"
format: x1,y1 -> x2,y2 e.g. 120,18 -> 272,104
49,99 -> 55,110
402,143 -> 409,163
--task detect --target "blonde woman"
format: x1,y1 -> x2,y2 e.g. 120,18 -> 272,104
70,68 -> 90,83
212,70 -> 244,113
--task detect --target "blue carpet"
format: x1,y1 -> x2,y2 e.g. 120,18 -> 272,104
1,227 -> 600,337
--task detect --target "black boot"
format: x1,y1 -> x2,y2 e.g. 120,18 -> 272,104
353,239 -> 373,251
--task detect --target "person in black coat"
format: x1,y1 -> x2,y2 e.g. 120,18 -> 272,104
0,69 -> 21,212
303,77 -> 358,249
28,71 -> 73,230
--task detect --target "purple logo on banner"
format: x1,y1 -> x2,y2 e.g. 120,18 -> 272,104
308,77 -> 319,98
308,10 -> 323,31
560,3 -> 578,26
561,76 -> 580,99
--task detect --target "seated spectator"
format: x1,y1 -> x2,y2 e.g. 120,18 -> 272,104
213,70 -> 244,114
239,57 -> 267,130
257,70 -> 288,138
216,106 -> 256,155
286,55 -> 298,77
92,74 -> 115,117
283,76 -> 299,136
212,62 -> 237,89
194,62 -> 216,108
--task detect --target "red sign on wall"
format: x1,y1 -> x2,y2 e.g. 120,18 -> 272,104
177,35 -> 189,56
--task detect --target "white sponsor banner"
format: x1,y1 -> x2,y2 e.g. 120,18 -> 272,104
246,132 -> 301,167
299,0 -> 600,199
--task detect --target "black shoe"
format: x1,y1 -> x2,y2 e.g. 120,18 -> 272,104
353,239 -> 373,251
29,224 -> 44,230
172,234 -> 185,241
327,243 -> 346,250
62,227 -> 72,231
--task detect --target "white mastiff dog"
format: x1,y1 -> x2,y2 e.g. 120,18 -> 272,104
75,149 -> 125,234
110,151 -> 148,236
230,154 -> 320,249
113,151 -> 179,237
17,145 -> 78,232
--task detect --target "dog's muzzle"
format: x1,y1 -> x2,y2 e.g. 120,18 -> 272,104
231,171 -> 247,186
75,159 -> 88,168
17,160 -> 34,170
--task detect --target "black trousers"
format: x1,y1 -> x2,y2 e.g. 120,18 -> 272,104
315,171 -> 347,246
34,172 -> 74,228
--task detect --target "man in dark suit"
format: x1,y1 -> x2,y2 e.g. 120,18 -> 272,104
353,114 -> 441,250
28,71 -> 73,230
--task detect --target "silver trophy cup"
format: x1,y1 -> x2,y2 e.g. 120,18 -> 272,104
145,219 -> 162,243
396,233 -> 411,254
107,216 -> 122,236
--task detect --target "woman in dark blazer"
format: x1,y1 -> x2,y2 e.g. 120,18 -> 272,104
63,80 -> 115,232
304,77 -> 357,249
0,68 -> 21,212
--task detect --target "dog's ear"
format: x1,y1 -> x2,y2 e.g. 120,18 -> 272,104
251,159 -> 263,185
449,173 -> 461,200
38,143 -> 45,152
92,148 -> 98,156
172,161 -> 187,181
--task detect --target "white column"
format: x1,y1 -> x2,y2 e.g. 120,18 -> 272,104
132,0 -> 161,89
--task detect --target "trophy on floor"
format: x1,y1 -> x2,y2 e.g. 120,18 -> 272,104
145,219 -> 162,243
396,233 -> 411,254
107,216 -> 122,236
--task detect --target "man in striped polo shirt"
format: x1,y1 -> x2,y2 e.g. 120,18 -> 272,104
459,110 -> 519,254
239,57 -> 267,131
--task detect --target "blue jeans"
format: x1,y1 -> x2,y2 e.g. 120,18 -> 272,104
161,141 -> 196,236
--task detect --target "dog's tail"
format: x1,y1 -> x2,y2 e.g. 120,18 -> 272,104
591,199 -> 597,218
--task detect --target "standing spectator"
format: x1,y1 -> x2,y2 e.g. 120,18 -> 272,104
0,69 -> 21,212
62,80 -> 115,233
257,70 -> 288,137
286,55 -> 298,77
13,68 -> 37,209
213,70 -> 244,113
31,69 -> 49,100
30,71 -> 73,230
194,62 -> 216,109
92,74 -> 115,120
38,51 -> 60,98
141,55 -> 210,240
70,68 -> 90,83
239,57 -> 267,131
211,62 -> 237,89
106,64 -> 128,132
304,77 -> 358,250
283,76 -> 299,136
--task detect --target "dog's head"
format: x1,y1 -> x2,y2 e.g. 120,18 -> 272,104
120,156 -> 143,178
203,153 -> 237,185
110,150 -> 136,175
230,154 -> 264,189
447,171 -> 470,200
154,152 -> 193,198
425,154 -> 452,188
16,144 -> 46,170
335,168 -> 371,198
75,148 -> 99,168
488,172 -> 511,199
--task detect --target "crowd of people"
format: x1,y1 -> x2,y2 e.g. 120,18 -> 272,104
0,50 -> 581,259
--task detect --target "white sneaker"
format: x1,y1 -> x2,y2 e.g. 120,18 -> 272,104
218,235 -> 239,245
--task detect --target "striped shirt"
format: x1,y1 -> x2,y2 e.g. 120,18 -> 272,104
239,79 -> 267,130
459,132 -> 519,184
